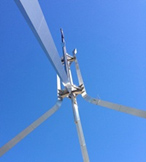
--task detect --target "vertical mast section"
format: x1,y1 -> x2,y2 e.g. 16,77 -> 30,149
60,29 -> 72,85
71,95 -> 90,162
60,29 -> 89,162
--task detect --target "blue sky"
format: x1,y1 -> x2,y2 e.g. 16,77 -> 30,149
0,0 -> 146,161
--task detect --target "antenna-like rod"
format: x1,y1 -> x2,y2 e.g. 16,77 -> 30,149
60,28 -> 72,86
60,28 -> 65,44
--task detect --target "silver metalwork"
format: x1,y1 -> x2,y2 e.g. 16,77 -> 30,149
14,0 -> 68,85
0,75 -> 62,157
1,1 -> 146,161
71,95 -> 89,162
0,100 -> 62,157
83,94 -> 146,118
74,53 -> 146,118
61,30 -> 89,162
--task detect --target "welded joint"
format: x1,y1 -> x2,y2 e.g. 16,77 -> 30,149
58,83 -> 85,99
61,54 -> 76,68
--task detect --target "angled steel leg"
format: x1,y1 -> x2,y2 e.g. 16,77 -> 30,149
14,0 -> 69,85
71,94 -> 89,162
83,95 -> 146,118
74,55 -> 146,119
0,75 -> 63,157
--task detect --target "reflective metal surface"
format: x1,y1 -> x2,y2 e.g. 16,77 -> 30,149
0,99 -> 62,157
0,74 -> 63,157
61,30 -> 90,161
74,54 -> 146,118
83,94 -> 146,118
71,95 -> 89,162
14,0 -> 68,84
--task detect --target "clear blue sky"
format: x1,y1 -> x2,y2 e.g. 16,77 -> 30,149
0,0 -> 146,161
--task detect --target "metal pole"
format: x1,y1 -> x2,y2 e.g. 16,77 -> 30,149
71,94 -> 89,162
60,29 -> 89,161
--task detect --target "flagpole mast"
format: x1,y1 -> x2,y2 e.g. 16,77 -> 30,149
60,29 -> 89,162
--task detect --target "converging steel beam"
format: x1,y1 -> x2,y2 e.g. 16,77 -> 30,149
74,54 -> 146,119
0,100 -> 62,157
14,0 -> 69,85
2,1 -> 145,161
0,75 -> 63,157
